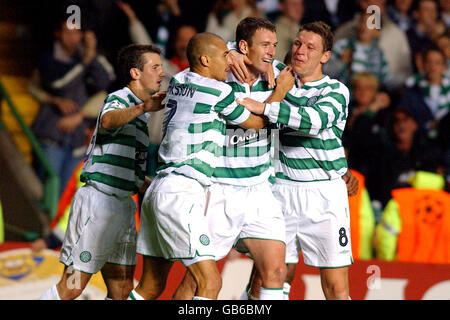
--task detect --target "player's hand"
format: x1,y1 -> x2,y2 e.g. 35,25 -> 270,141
275,67 -> 294,94
142,91 -> 167,112
236,97 -> 265,115
342,170 -> 359,196
139,176 -> 152,194
228,50 -> 252,83
264,64 -> 276,89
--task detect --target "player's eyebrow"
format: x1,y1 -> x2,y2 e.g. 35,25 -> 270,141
260,41 -> 277,45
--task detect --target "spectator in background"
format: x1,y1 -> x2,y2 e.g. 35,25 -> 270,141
439,0 -> 450,28
387,0 -> 414,32
152,0 -> 182,56
206,0 -> 260,43
400,46 -> 449,132
256,0 -> 280,18
174,0 -> 221,33
302,0 -> 359,31
344,72 -> 391,176
406,0 -> 446,73
365,107 -> 443,207
117,0 -> 181,80
272,0 -> 304,62
334,0 -> 412,89
325,12 -> 391,87
28,21 -> 115,195
167,25 -> 198,72
435,32 -> 450,78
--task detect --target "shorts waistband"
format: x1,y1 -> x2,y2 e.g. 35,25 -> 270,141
274,177 -> 344,188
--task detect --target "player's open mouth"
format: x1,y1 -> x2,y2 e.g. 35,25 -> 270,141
262,58 -> 271,63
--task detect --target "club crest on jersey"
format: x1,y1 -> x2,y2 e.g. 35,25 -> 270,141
307,96 -> 318,107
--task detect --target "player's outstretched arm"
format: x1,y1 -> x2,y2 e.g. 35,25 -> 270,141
239,113 -> 268,130
142,91 -> 167,112
259,83 -> 349,135
236,97 -> 265,115
101,92 -> 166,130
236,67 -> 294,114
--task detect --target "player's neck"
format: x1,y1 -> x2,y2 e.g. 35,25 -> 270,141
245,67 -> 261,87
298,70 -> 324,86
191,67 -> 212,80
127,83 -> 150,102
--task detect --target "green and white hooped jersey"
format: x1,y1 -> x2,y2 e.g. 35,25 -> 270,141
81,87 -> 149,198
265,75 -> 350,182
157,69 -> 250,186
212,60 -> 286,186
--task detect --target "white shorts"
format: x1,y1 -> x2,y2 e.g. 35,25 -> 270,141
272,178 -> 353,268
137,173 -> 215,267
207,181 -> 285,261
59,185 -> 137,274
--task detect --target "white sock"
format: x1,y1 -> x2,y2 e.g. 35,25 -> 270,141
128,289 -> 145,300
283,282 -> 291,300
259,287 -> 283,300
192,296 -> 211,300
39,285 -> 61,300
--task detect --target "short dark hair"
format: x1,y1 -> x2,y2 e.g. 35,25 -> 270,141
186,32 -> 224,68
422,45 -> 446,63
298,21 -> 334,52
393,107 -> 415,120
117,44 -> 161,85
236,17 -> 276,48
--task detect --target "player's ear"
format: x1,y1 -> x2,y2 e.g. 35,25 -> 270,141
238,40 -> 249,55
130,67 -> 141,80
320,50 -> 331,64
200,54 -> 210,67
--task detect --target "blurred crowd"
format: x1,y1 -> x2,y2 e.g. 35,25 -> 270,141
25,0 -> 449,260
